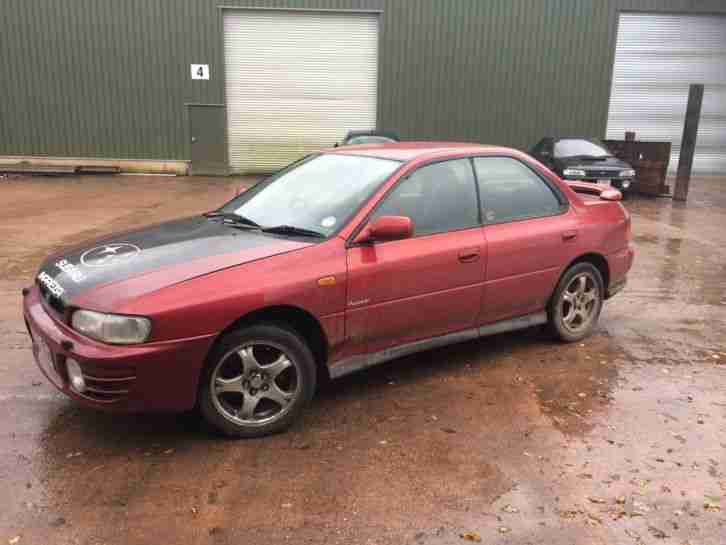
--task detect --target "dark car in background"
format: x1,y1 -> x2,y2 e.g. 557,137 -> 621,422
529,137 -> 636,196
337,130 -> 399,147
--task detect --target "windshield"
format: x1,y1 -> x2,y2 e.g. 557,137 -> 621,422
217,154 -> 401,237
554,139 -> 612,159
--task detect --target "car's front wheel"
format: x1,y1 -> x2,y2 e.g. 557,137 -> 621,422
199,323 -> 316,438
547,262 -> 604,342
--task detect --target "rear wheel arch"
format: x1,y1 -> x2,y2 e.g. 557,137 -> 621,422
212,305 -> 330,383
561,253 -> 610,292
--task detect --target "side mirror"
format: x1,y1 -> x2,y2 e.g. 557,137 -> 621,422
353,215 -> 413,244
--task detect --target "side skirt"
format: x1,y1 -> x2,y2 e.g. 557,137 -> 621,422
329,311 -> 547,380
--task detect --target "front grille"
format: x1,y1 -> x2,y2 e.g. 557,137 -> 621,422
586,170 -> 620,179
76,362 -> 136,403
37,280 -> 67,316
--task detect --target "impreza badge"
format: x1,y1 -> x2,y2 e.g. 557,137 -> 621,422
37,271 -> 65,297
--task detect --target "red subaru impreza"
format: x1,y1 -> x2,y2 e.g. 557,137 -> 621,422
24,143 -> 633,437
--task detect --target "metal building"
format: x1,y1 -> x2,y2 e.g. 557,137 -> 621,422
1,1 -> 724,175
607,13 -> 726,174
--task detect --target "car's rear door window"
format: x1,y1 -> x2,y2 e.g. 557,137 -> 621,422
370,159 -> 479,237
473,157 -> 563,224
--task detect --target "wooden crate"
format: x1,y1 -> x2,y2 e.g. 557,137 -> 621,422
603,140 -> 671,196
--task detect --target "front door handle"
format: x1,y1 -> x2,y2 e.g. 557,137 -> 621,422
458,249 -> 480,263
562,230 -> 578,241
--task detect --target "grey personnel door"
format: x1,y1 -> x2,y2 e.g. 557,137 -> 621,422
188,104 -> 228,176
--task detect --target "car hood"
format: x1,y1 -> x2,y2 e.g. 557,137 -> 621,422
558,155 -> 632,172
35,216 -> 313,312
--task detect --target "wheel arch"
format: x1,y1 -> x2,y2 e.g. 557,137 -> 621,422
562,252 -> 610,292
212,305 -> 331,382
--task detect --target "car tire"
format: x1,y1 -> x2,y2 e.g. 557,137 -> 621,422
198,323 -> 317,438
547,262 -> 604,343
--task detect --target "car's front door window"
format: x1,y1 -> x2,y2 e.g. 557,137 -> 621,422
369,159 -> 480,236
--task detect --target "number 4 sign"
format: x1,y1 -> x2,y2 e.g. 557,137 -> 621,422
191,64 -> 210,80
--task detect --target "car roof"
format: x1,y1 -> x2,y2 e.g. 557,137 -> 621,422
326,141 -> 515,162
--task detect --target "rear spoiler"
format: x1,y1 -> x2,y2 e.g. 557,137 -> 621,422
565,181 -> 622,202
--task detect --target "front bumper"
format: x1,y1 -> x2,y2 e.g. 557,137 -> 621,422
566,177 -> 634,191
23,286 -> 215,412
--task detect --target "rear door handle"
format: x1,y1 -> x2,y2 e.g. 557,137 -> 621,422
562,230 -> 578,241
458,249 -> 480,263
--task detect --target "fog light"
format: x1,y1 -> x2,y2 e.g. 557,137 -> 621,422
621,179 -> 631,189
66,359 -> 86,393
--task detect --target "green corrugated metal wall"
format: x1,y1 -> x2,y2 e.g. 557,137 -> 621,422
1,0 -> 724,165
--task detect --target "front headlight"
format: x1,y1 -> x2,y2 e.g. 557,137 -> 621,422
619,169 -> 636,178
563,168 -> 586,177
71,310 -> 151,344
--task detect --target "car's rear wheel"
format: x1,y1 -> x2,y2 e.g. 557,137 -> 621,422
199,323 -> 316,438
547,263 -> 604,342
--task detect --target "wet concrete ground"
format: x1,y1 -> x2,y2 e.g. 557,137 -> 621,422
1,174 -> 724,545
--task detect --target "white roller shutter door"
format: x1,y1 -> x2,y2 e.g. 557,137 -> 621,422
606,13 -> 726,174
223,10 -> 379,173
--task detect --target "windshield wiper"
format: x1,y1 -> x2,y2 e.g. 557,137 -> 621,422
261,225 -> 326,238
206,213 -> 325,238
204,211 -> 260,229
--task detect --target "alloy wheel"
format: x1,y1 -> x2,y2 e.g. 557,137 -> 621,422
560,272 -> 600,334
210,342 -> 301,426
